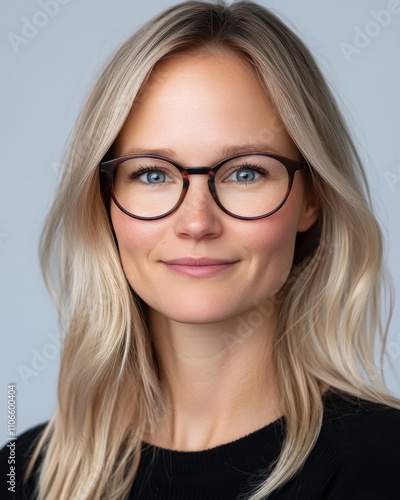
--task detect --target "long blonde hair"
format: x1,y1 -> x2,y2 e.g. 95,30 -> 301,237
29,1 -> 399,498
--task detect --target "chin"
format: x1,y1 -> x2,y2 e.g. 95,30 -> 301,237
163,309 -> 229,325
149,299 -> 239,326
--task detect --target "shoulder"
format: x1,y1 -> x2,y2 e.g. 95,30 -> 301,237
321,390 -> 400,499
0,422 -> 47,463
0,422 -> 48,499
323,389 -> 400,448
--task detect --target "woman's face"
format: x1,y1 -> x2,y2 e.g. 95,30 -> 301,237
111,50 -> 319,324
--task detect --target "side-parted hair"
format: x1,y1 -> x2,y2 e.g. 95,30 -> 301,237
29,1 -> 399,498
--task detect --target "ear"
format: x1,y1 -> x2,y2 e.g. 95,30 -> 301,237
296,192 -> 320,233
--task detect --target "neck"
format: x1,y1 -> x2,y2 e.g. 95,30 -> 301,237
146,306 -> 281,451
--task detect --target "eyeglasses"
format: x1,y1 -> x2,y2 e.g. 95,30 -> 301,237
99,152 -> 307,220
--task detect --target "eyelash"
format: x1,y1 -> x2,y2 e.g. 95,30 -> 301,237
127,166 -> 172,183
234,164 -> 268,174
225,164 -> 269,181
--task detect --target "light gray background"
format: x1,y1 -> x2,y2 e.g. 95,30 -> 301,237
1,0 -> 399,445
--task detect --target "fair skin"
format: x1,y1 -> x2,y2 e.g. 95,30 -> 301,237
111,49 -> 319,451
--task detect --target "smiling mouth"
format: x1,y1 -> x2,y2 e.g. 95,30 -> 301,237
162,257 -> 238,277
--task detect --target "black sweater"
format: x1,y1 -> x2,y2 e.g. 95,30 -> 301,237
1,390 -> 400,499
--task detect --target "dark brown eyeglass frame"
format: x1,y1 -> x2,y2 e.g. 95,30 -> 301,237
99,152 -> 308,220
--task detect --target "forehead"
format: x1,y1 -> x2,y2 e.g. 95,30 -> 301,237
148,47 -> 258,86
115,48 -> 298,162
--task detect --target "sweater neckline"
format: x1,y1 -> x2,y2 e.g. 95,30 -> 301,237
141,416 -> 285,476
139,389 -> 337,476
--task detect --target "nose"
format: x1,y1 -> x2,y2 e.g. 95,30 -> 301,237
173,175 -> 223,240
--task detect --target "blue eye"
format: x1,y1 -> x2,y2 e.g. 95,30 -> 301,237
139,170 -> 166,184
228,167 -> 262,183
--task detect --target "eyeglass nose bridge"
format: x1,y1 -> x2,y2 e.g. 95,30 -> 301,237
177,166 -> 220,212
181,167 -> 216,176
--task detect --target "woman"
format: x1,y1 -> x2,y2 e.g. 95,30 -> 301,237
1,1 -> 399,499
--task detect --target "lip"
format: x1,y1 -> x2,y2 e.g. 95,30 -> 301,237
162,257 -> 238,277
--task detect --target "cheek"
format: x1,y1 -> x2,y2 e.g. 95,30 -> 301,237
110,206 -> 156,281
253,178 -> 309,270
254,218 -> 298,261
246,209 -> 302,292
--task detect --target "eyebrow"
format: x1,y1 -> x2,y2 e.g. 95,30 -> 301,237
119,144 -> 281,162
221,144 -> 281,157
